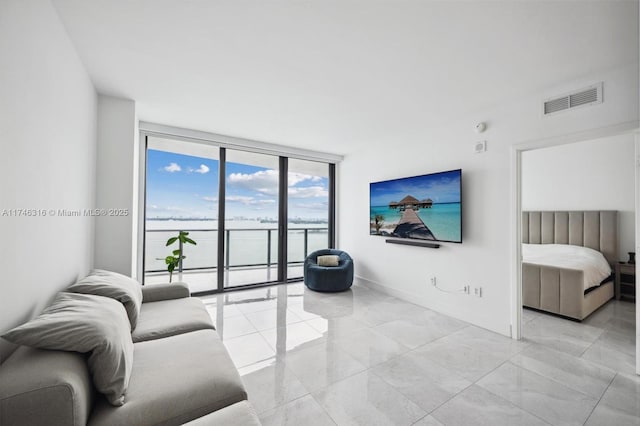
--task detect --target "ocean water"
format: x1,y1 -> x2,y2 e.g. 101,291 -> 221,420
145,220 -> 329,271
370,203 -> 461,242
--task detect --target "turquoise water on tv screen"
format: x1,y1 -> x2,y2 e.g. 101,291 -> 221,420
370,203 -> 461,242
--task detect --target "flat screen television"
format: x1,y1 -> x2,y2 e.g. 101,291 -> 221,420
370,169 -> 462,243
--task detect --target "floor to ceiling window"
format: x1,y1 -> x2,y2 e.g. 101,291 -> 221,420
287,159 -> 331,280
224,150 -> 280,288
144,136 -> 220,292
142,132 -> 336,293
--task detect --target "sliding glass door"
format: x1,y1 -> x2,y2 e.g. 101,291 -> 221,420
287,159 -> 331,280
224,150 -> 280,288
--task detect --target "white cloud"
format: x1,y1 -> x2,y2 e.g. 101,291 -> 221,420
202,196 -> 218,202
228,169 -> 324,195
288,186 -> 328,199
288,172 -> 321,186
228,169 -> 279,195
226,195 -> 276,206
189,164 -> 210,174
163,162 -> 181,173
294,202 -> 328,210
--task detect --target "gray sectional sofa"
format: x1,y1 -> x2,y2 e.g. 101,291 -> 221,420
0,279 -> 261,426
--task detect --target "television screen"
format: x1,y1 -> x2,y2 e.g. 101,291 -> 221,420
370,169 -> 462,243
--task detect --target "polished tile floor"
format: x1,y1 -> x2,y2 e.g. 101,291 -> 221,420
200,281 -> 639,426
145,265 -> 304,292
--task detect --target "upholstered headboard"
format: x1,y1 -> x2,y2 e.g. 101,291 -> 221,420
522,211 -> 618,264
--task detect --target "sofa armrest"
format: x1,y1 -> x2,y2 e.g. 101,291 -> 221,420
0,346 -> 94,426
142,282 -> 190,303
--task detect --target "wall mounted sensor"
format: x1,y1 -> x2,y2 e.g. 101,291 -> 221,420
475,122 -> 487,133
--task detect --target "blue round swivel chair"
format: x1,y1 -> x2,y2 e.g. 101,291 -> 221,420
304,249 -> 354,292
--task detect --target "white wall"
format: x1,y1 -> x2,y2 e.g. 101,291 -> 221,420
522,134 -> 635,259
339,64 -> 639,336
95,96 -> 139,276
0,0 -> 97,359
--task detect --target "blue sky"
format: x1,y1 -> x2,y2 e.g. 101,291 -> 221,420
146,150 -> 329,220
370,169 -> 461,207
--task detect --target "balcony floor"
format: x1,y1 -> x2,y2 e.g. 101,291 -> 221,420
145,265 -> 304,292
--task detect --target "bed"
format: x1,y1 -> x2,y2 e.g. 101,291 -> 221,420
522,211 -> 617,320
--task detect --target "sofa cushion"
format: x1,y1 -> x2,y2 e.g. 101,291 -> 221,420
182,401 -> 261,426
132,298 -> 214,343
1,293 -> 134,406
0,345 -> 94,426
89,329 -> 247,426
67,269 -> 143,330
141,282 -> 190,303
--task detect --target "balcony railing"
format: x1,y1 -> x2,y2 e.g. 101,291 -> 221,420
144,227 -> 328,273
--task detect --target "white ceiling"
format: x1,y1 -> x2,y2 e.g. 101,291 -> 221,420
51,0 -> 638,155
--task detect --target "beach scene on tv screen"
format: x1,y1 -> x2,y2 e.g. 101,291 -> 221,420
370,170 -> 461,242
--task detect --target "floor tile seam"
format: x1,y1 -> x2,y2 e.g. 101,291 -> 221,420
223,328 -> 263,343
304,377 -> 368,426
228,330 -> 278,368
410,377 -> 474,419
278,344 -> 371,396
307,364 -> 430,422
515,358 -> 600,400
470,389 -> 553,426
382,341 -> 473,386
413,332 -> 517,374
410,413 -> 432,426
244,313 -> 307,333
581,372 -> 618,426
472,360 -> 556,426
255,392 -> 335,425
577,348 -> 635,375
222,327 -> 259,340
250,388 -> 311,417
330,338 -> 410,371
257,327 -> 329,354
576,327 -> 608,358
401,325 -> 473,355
506,351 -> 612,401
528,336 -> 591,359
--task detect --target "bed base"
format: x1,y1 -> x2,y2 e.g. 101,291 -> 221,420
522,263 -> 613,320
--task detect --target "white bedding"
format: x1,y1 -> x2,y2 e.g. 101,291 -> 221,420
522,244 -> 612,291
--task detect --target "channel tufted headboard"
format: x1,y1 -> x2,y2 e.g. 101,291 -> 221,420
522,211 -> 618,264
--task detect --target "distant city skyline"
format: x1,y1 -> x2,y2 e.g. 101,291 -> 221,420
146,149 -> 329,220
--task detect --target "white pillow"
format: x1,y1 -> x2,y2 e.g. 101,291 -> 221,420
317,255 -> 340,267
2,292 -> 134,406
67,269 -> 143,330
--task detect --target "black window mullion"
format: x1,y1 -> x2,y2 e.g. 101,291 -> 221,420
278,157 -> 288,282
217,147 -> 226,292
328,163 -> 336,249
141,135 -> 149,284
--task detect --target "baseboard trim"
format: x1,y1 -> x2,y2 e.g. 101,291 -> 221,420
354,274 -> 510,338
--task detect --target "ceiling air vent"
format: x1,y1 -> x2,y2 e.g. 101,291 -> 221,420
543,82 -> 603,116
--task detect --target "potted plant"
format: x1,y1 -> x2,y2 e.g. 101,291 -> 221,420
164,231 -> 197,283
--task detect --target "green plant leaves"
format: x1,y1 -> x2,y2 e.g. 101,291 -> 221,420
164,231 -> 197,281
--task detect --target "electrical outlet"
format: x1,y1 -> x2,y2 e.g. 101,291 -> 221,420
430,277 -> 437,286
